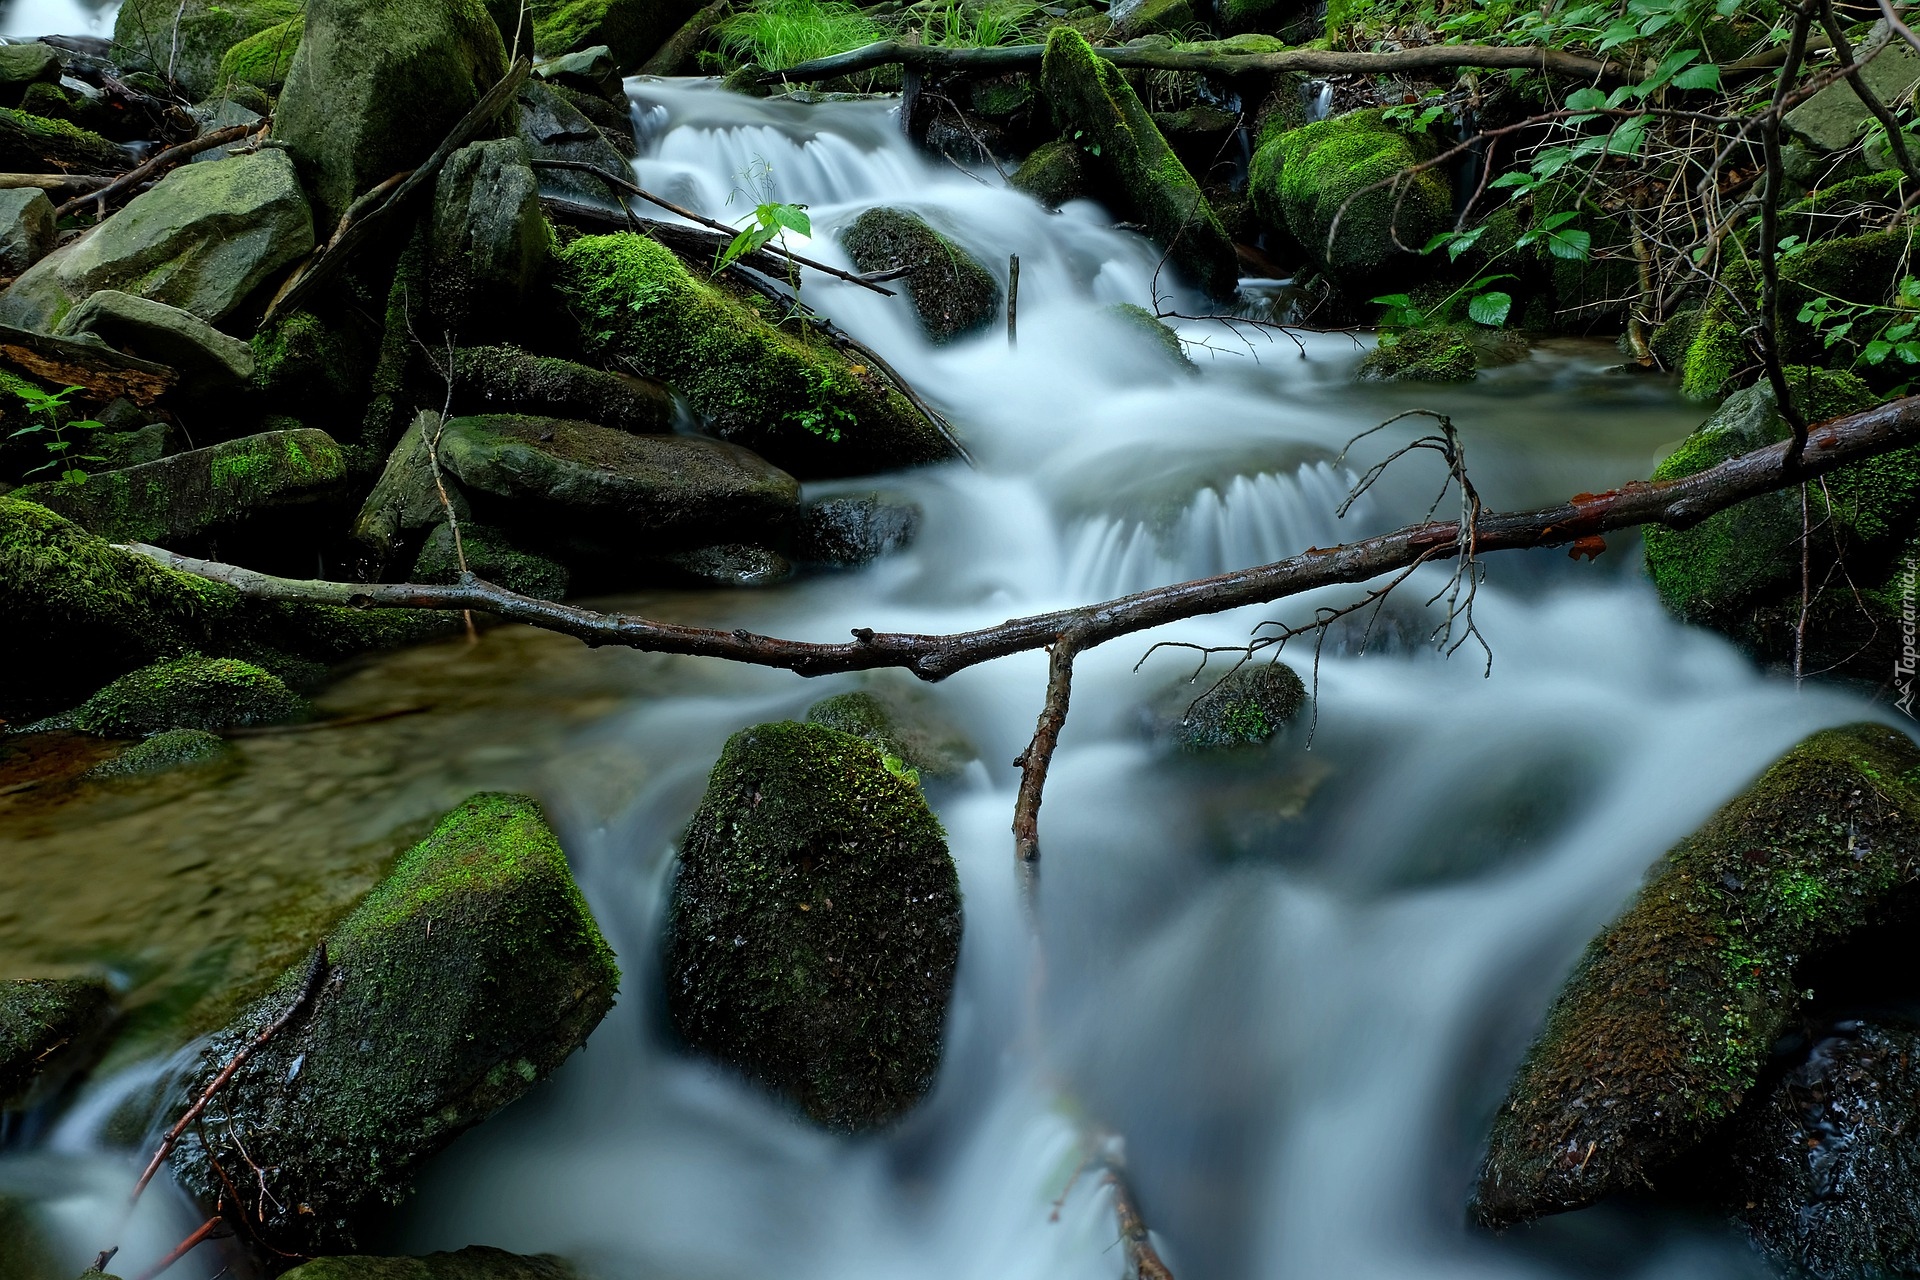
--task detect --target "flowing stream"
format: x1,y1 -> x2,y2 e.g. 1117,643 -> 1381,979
0,75 -> 1905,1280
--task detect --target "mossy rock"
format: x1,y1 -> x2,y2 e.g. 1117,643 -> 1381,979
85,726 -> 232,777
281,1250 -> 582,1280
112,0 -> 301,97
841,208 -> 1000,344
1150,660 -> 1305,750
171,793 -> 620,1254
665,721 -> 961,1131
1040,28 -> 1238,301
217,15 -> 303,93
273,0 -> 510,228
1649,306 -> 1700,373
1248,107 -> 1448,293
0,148 -> 314,331
1110,0 -> 1199,40
0,107 -> 125,174
56,289 -> 256,393
17,79 -> 112,133
793,491 -> 921,566
0,186 -> 53,277
1642,369 -> 1915,663
1212,0 -> 1317,38
1106,301 -> 1193,369
1357,326 -> 1477,382
531,0 -> 705,69
0,977 -> 114,1110
429,137 -> 551,334
412,521 -> 570,601
555,233 -> 959,478
0,42 -> 61,100
55,654 -> 306,734
1009,137 -> 1090,208
803,684 -> 974,780
0,496 -> 451,722
1720,1018 -> 1920,1279
447,344 -> 675,433
517,81 -> 635,205
15,427 -> 350,548
253,309 -> 372,411
352,413 -> 474,562
1473,723 -> 1920,1229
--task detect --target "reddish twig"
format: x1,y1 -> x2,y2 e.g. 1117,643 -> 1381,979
131,1215 -> 222,1280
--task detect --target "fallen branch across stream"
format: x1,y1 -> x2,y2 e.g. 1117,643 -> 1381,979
758,38 -> 1626,86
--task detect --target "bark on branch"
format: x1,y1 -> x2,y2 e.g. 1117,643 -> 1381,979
757,38 -> 1626,86
125,394 -> 1920,679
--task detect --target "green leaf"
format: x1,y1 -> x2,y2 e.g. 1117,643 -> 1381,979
1888,320 -> 1918,341
1488,171 -> 1535,190
1468,291 -> 1513,326
1899,341 -> 1920,364
1547,228 -> 1592,260
1823,320 -> 1855,347
1670,62 -> 1721,91
768,202 -> 811,235
1370,294 -> 1414,307
1564,87 -> 1608,111
1865,338 -> 1895,363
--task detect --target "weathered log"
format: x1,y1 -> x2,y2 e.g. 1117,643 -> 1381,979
0,323 -> 176,404
0,173 -> 113,194
758,38 -> 1626,86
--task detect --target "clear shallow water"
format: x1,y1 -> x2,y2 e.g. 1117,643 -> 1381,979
0,76 -> 1902,1280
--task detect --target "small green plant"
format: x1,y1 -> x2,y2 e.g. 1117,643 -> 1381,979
7,382 -> 105,485
717,199 -> 813,271
1372,272 -> 1517,331
1797,275 -> 1920,392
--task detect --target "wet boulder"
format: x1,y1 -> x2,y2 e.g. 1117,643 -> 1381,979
447,344 -> 675,432
0,977 -> 114,1110
517,81 -> 634,204
1357,326 -> 1529,382
412,520 -> 570,600
0,148 -> 314,331
1248,108 -> 1449,293
1109,0 -> 1199,39
531,0 -> 705,70
217,15 -> 303,95
0,43 -> 61,101
1785,29 -> 1920,155
804,684 -> 974,781
1149,660 -> 1305,751
434,414 -> 800,553
840,208 -> 999,344
15,427 -> 349,547
0,108 -> 126,174
557,233 -> 959,478
429,138 -> 550,335
653,542 -> 790,587
281,1249 -> 583,1280
1106,302 -> 1193,370
49,654 -> 306,734
534,44 -> 622,98
353,413 -> 472,562
666,721 -> 962,1131
56,290 -> 255,392
112,0 -> 300,97
793,491 -> 920,567
273,0 -> 509,228
1039,28 -> 1238,301
0,188 -> 53,277
1720,1018 -> 1920,1279
172,793 -> 620,1254
1009,137 -> 1090,209
84,726 -> 232,777
1473,723 -> 1920,1230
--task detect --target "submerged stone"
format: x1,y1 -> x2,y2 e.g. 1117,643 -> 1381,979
1106,302 -> 1193,369
1151,661 -> 1306,751
0,977 -> 114,1110
57,654 -> 305,734
172,793 -> 620,1254
666,721 -> 961,1131
281,1250 -> 583,1280
15,427 -> 349,548
840,208 -> 999,344
85,726 -> 232,777
793,491 -> 921,566
1473,723 -> 1920,1230
557,233 -> 958,478
1039,28 -> 1238,301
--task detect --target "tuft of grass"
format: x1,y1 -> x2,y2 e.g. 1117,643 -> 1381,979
716,0 -> 885,72
927,0 -> 1032,47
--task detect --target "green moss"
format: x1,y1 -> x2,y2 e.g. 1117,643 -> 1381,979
411,521 -> 569,601
1009,137 -> 1089,207
803,685 -> 975,779
279,1246 -> 581,1280
172,793 -> 618,1254
1153,660 -> 1305,750
1475,723 -> 1920,1229
1679,297 -> 1748,400
112,0 -> 301,97
252,309 -> 364,407
445,344 -> 674,433
840,208 -> 999,343
1649,306 -> 1701,373
1357,325 -> 1477,382
0,107 -> 125,171
56,654 -> 306,734
1106,302 -> 1193,368
217,15 -> 301,91
555,233 -> 956,477
1248,107 -> 1447,288
85,726 -> 231,777
0,977 -> 112,1108
665,721 -> 961,1131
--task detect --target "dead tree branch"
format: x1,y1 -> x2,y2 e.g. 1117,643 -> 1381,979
1012,632 -> 1082,876
53,123 -> 258,221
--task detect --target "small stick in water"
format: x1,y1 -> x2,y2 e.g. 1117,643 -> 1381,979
1007,253 -> 1020,349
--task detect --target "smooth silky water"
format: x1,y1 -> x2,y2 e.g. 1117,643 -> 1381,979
0,75 -> 1897,1280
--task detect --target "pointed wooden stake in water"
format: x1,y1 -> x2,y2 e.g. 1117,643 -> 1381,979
1008,253 -> 1020,349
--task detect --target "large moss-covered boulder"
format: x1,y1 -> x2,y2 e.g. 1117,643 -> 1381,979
1249,107 -> 1448,291
1720,1018 -> 1920,1279
804,684 -> 974,780
665,721 -> 962,1131
217,15 -> 303,94
447,345 -> 674,432
0,43 -> 60,101
56,289 -> 255,392
0,977 -> 114,1110
0,108 -> 125,175
282,1250 -> 582,1280
112,0 -> 301,97
435,414 -> 799,550
840,208 -> 999,344
0,149 -> 313,332
557,233 -> 959,478
55,654 -> 306,734
16,427 -> 349,547
430,138 -> 550,333
0,496 -> 449,722
172,793 -> 619,1254
273,0 -> 510,228
531,0 -> 704,69
1039,28 -> 1238,301
1472,723 -> 1920,1229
